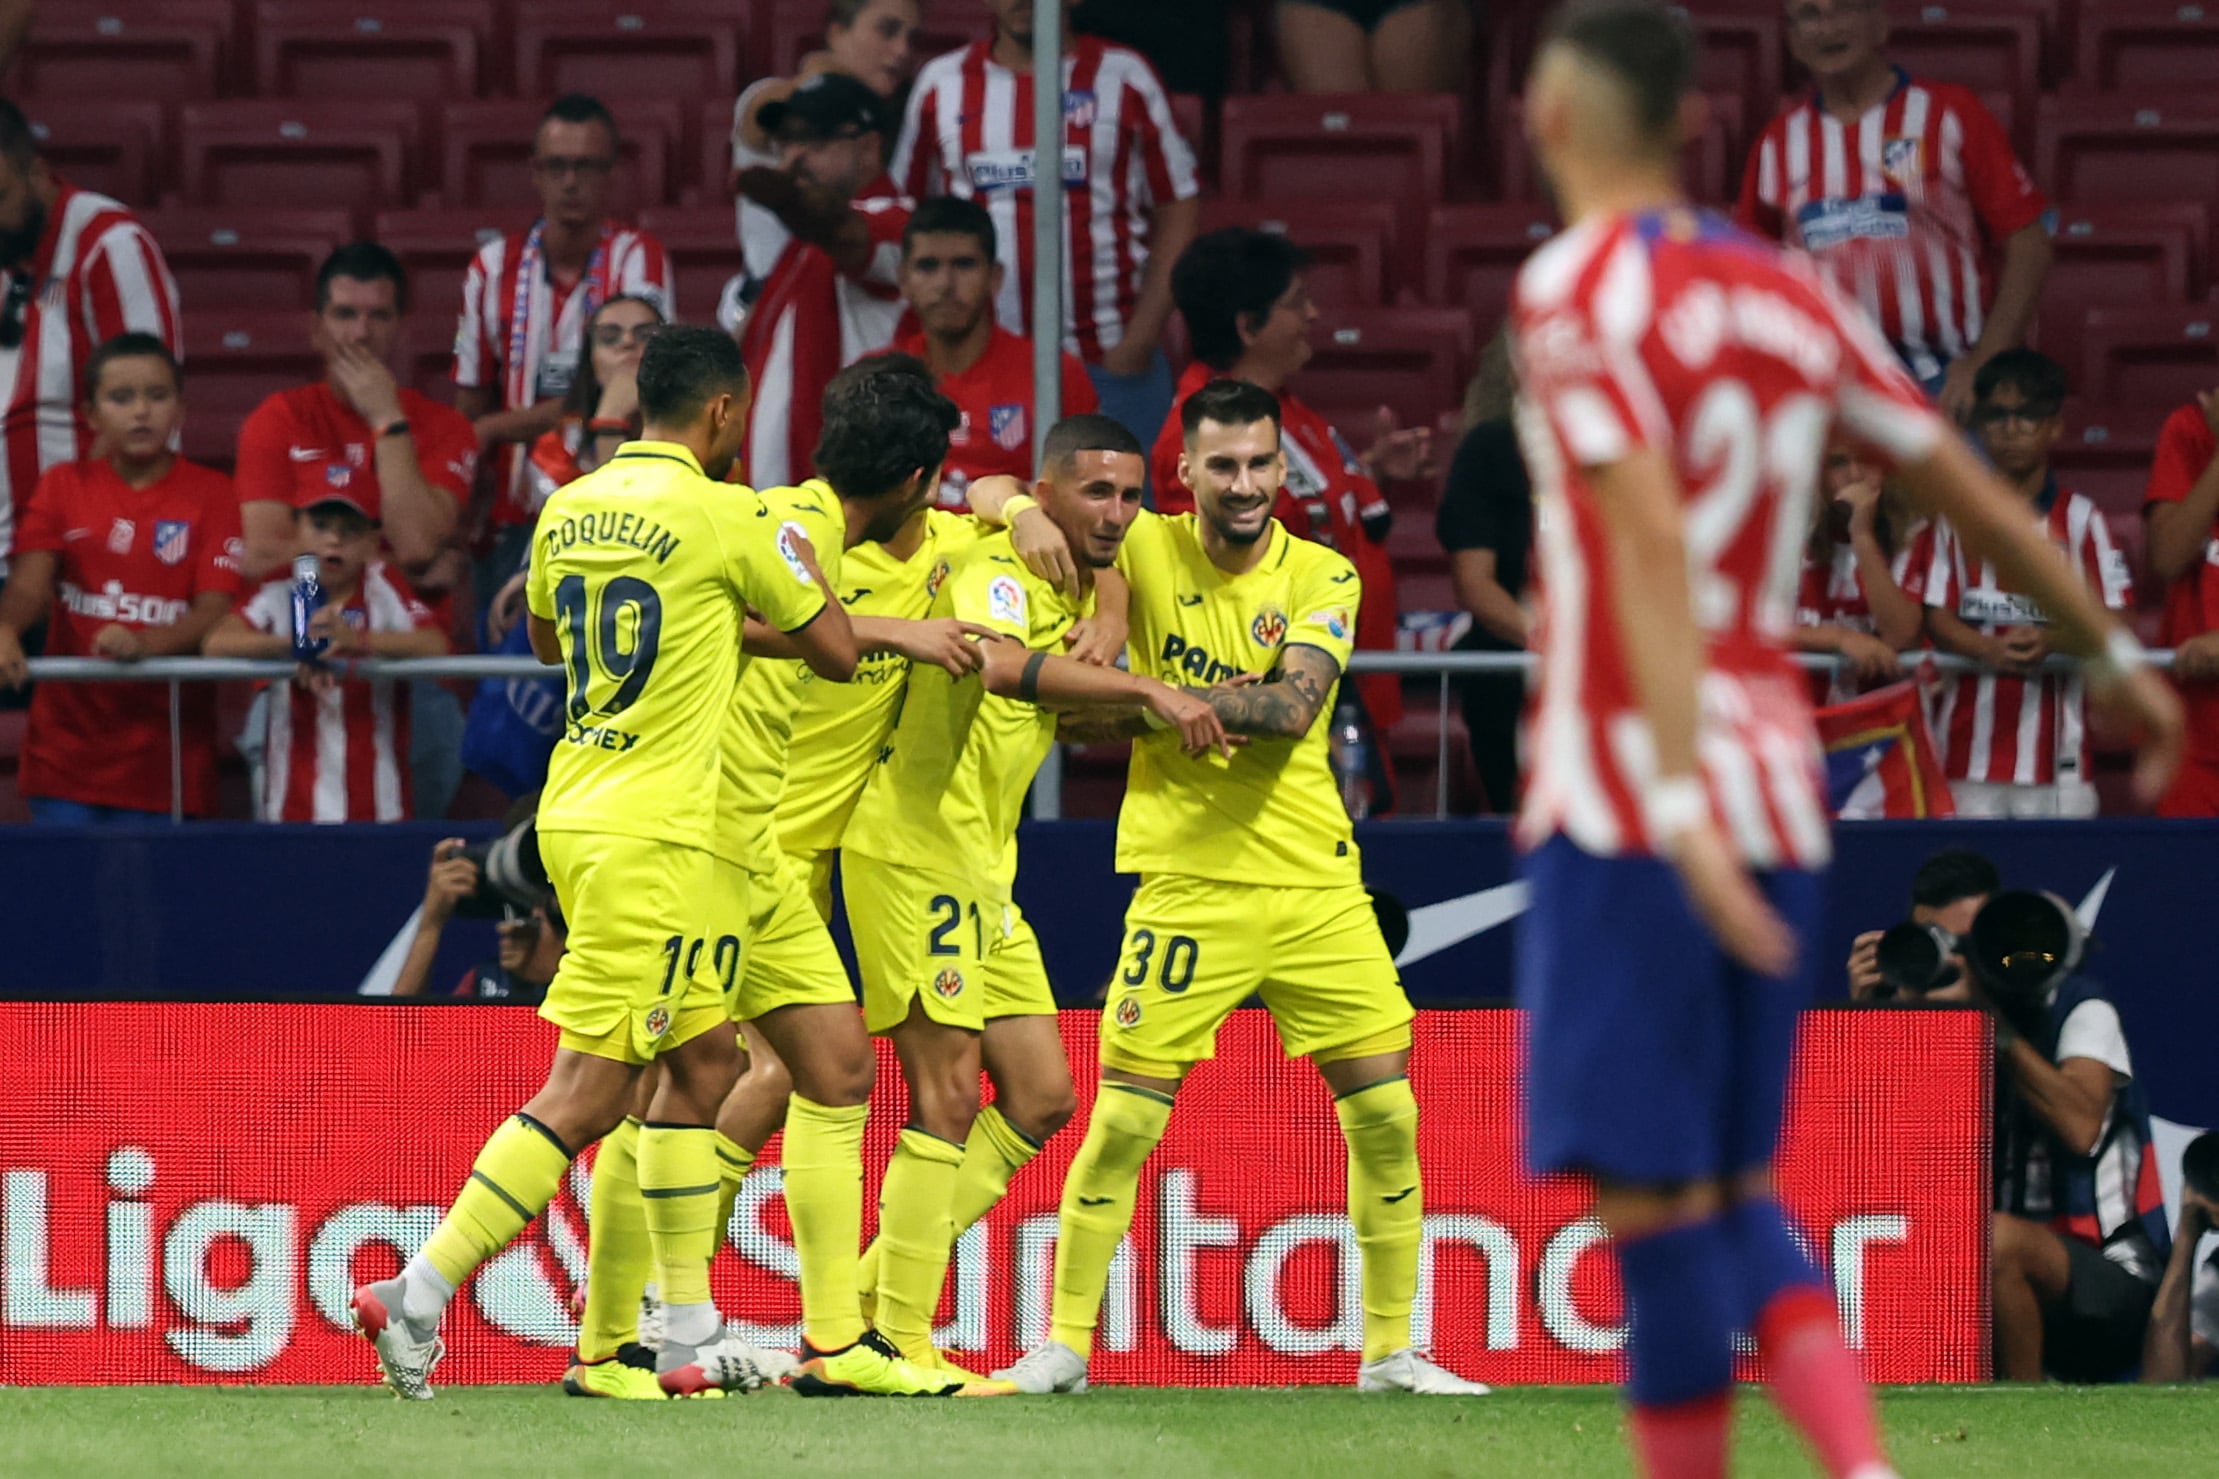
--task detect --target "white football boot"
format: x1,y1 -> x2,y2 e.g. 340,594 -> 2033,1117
991,1340 -> 1091,1394
1357,1348 -> 1491,1395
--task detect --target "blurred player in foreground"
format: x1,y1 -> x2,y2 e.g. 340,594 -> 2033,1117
348,326 -> 856,1399
1507,5 -> 2181,1475
994,379 -> 1487,1397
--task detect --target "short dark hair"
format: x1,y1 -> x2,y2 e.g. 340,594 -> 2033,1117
1180,379 -> 1283,442
903,196 -> 998,262
317,242 -> 410,314
1974,347 -> 2069,409
540,93 -> 621,149
635,325 -> 748,425
1910,849 -> 2002,912
0,98 -> 36,171
83,331 -> 180,401
1042,412 -> 1144,474
1171,228 -> 1311,371
815,354 -> 960,500
1541,0 -> 1695,143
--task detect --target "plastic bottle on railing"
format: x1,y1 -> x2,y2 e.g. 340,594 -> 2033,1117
290,553 -> 329,662
1329,694 -> 1374,820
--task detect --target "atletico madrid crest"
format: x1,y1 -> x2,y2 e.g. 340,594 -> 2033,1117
152,520 -> 191,566
988,403 -> 1027,452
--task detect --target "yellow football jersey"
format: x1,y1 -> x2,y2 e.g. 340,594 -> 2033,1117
1114,510 -> 1363,886
525,443 -> 827,852
842,530 -> 1089,898
716,481 -> 849,870
777,508 -> 984,856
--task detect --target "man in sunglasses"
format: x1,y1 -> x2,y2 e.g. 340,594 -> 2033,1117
1905,349 -> 2134,818
455,94 -> 672,593
0,99 -> 180,595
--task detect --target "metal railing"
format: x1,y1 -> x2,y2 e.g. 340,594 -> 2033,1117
14,648 -> 2177,822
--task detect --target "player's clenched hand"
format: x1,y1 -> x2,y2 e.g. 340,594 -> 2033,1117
2089,661 -> 2184,809
1847,930 -> 1884,998
90,623 -> 144,662
1011,506 -> 1079,598
1668,822 -> 1798,979
0,627 -> 25,689
1147,682 -> 1237,758
1064,611 -> 1127,666
893,619 -> 997,677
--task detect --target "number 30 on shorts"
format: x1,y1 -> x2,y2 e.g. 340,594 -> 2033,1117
1119,928 -> 1199,993
658,932 -> 742,995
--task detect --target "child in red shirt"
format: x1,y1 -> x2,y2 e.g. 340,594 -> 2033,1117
0,333 -> 242,821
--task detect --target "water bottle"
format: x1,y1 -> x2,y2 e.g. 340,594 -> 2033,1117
1329,695 -> 1374,821
290,553 -> 329,662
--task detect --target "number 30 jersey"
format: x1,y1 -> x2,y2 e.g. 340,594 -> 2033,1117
526,441 -> 828,851
1511,208 -> 1944,869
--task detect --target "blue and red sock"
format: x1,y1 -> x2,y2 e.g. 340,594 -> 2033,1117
1616,1216 -> 1737,1479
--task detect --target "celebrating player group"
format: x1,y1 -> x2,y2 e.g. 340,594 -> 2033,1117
346,5 -> 2186,1475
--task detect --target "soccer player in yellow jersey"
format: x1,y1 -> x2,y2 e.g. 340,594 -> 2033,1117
349,326 -> 857,1400
992,380 -> 1489,1396
842,412 -> 1231,1377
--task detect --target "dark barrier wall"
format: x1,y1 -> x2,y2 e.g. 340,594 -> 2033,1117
2,819 -> 2212,1122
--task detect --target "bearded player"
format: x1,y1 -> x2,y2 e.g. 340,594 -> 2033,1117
989,379 -> 1488,1397
1507,5 -> 2181,1476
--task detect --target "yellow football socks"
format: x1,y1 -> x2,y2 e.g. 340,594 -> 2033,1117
872,1128 -> 965,1362
636,1124 -> 720,1334
783,1094 -> 869,1351
856,1104 -> 1040,1308
578,1116 -> 650,1362
713,1131 -> 755,1252
422,1113 -> 574,1288
1050,1084 -> 1173,1359
1335,1077 -> 1423,1363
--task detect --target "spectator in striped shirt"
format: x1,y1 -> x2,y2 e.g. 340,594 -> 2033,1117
454,95 -> 672,600
203,492 -> 449,823
893,0 -> 1201,444
1909,349 -> 2133,818
2142,390 -> 2219,818
1736,0 -> 2052,423
0,98 -> 180,585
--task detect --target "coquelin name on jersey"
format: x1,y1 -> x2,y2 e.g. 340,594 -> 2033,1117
538,509 -> 683,565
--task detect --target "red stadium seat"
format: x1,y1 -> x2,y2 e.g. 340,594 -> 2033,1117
370,206 -> 514,334
21,99 -> 166,208
180,101 -> 423,214
0,710 -> 29,826
2041,205 -> 2207,337
178,310 -> 327,468
1300,306 -> 1474,440
1888,9 -> 2042,149
1169,93 -> 1213,190
252,0 -> 490,100
435,99 -> 679,215
2076,306 -> 2219,409
1218,94 -> 1460,244
1687,11 -> 1786,126
1421,204 -> 1557,349
138,207 -> 353,313
634,206 -> 746,326
2052,404 -> 2164,523
1497,93 -> 1740,207
512,1 -> 744,103
2036,93 -> 2219,207
1196,198 -> 1396,308
4,7 -> 225,103
2077,1 -> 2219,92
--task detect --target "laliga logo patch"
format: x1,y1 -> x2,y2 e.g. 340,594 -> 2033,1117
1321,607 -> 1350,641
1881,136 -> 1921,184
1114,996 -> 1142,1028
926,559 -> 951,598
776,519 -> 814,584
1251,605 -> 1288,648
988,574 -> 1028,626
644,1005 -> 671,1039
933,968 -> 965,999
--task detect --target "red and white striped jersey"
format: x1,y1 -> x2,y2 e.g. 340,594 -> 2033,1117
1906,485 -> 2132,787
0,184 -> 180,565
1795,522 -> 1925,703
891,35 -> 1199,362
1511,208 -> 1946,869
241,563 -> 438,822
734,181 -> 910,491
1736,73 -> 2048,385
453,221 -> 672,526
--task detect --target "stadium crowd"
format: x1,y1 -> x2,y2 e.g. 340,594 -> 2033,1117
0,0 -> 2215,828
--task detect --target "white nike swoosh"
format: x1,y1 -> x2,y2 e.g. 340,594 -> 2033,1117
289,446 -> 323,462
2076,868 -> 2113,931
62,528 -> 89,541
1394,880 -> 1529,967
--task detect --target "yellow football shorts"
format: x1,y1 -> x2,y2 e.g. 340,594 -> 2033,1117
1099,875 -> 1414,1076
790,846 -> 837,925
987,902 -> 1057,1019
845,853 -> 998,1034
537,829 -> 728,1065
709,851 -> 857,1023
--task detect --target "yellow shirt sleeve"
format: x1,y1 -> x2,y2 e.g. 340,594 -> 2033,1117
725,492 -> 832,634
524,510 -> 553,620
1285,547 -> 1360,672
948,550 -> 1040,644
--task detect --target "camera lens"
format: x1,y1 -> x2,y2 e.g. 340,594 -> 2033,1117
1875,921 -> 1958,997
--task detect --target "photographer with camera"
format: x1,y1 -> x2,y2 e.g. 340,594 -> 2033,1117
1847,848 -> 1998,1001
391,823 -> 565,1003
2142,1131 -> 2219,1382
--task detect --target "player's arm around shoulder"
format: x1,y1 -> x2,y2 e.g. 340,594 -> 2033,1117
720,493 -> 857,680
1200,546 -> 1358,740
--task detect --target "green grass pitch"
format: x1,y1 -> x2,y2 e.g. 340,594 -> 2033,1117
4,1385 -> 2214,1477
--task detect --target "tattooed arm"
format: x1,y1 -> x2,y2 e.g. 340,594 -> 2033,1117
1204,644 -> 1340,739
